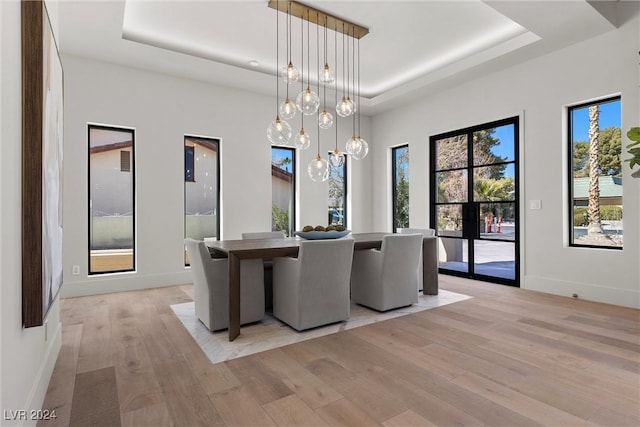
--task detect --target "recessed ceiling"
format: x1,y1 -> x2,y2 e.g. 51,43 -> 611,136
58,1 -> 618,115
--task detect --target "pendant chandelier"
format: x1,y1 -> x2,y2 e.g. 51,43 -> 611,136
267,0 -> 369,182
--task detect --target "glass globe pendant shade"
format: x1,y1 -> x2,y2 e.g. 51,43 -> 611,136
308,154 -> 329,182
345,135 -> 358,155
282,62 -> 300,84
319,63 -> 335,85
351,136 -> 369,160
336,96 -> 354,117
267,116 -> 292,145
318,109 -> 334,129
294,127 -> 311,150
279,97 -> 296,120
296,87 -> 320,115
329,147 -> 345,167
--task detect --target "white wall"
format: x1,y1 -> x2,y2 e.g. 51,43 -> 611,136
1,1 -> 63,424
61,54 -> 371,297
371,2 -> 640,308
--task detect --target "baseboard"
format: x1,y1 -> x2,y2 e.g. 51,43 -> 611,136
60,270 -> 193,298
522,275 -> 640,309
20,321 -> 62,427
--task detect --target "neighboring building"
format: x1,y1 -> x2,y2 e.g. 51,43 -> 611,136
185,138 -> 218,240
271,163 -> 293,215
573,176 -> 623,207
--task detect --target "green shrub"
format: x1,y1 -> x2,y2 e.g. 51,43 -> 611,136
600,205 -> 623,221
574,206 -> 622,225
272,204 -> 290,237
574,207 -> 588,226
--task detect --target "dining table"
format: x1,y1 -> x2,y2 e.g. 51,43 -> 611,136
207,232 -> 438,341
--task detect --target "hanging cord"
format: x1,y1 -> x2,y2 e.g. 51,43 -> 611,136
275,0 -> 279,114
317,12 -> 320,101
300,11 -> 305,129
306,9 -> 311,91
316,12 -> 321,154
322,17 -> 327,109
334,22 -> 339,152
352,28 -> 356,133
284,1 -> 290,99
357,36 -> 361,136
342,23 -> 346,98
346,24 -> 350,103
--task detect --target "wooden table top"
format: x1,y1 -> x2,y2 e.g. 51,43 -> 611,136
206,232 -> 390,259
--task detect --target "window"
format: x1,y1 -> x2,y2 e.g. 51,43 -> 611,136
569,96 -> 622,249
328,154 -> 347,227
184,145 -> 195,182
272,147 -> 295,236
184,136 -> 220,265
120,150 -> 131,172
88,125 -> 135,274
392,145 -> 409,231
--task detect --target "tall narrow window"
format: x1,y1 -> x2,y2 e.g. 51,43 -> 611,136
272,147 -> 295,236
392,145 -> 409,232
184,136 -> 220,265
328,154 -> 347,227
569,96 -> 622,249
88,125 -> 135,274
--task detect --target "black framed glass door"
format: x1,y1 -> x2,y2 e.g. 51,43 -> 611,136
430,117 -> 519,286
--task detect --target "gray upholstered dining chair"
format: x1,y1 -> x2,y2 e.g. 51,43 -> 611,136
185,238 -> 265,331
350,233 -> 423,311
241,230 -> 286,309
272,238 -> 355,331
397,228 -> 438,294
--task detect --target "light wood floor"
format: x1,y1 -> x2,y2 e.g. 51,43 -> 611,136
40,276 -> 640,427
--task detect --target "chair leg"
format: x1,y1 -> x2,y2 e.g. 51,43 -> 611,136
264,263 -> 273,310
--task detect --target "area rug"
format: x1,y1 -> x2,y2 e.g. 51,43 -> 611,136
171,290 -> 471,364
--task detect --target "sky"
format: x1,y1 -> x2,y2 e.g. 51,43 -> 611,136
571,98 -> 621,142
490,124 -> 515,162
272,146 -> 293,172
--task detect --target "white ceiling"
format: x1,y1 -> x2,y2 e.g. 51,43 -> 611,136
58,0 -> 618,115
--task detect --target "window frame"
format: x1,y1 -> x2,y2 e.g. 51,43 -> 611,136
392,144 -> 409,232
184,135 -> 221,266
271,146 -> 296,236
328,152 -> 348,228
88,124 -> 136,275
567,95 -> 622,250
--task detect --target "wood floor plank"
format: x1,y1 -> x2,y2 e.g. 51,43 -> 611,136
256,349 -> 344,409
182,350 -> 242,395
75,300 -> 113,374
452,372 -> 596,426
518,317 -> 640,352
382,409 -> 436,427
480,337 -> 640,413
120,402 -> 172,427
37,324 -> 83,427
224,354 -> 295,405
262,394 -> 329,426
69,367 -> 121,427
314,397 -> 383,427
162,382 -> 224,427
209,386 -> 276,426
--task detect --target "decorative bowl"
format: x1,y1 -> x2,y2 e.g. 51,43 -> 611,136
294,229 -> 351,240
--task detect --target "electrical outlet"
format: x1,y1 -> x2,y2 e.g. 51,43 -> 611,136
72,265 -> 80,275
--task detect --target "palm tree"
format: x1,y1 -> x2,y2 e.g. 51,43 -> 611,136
587,105 -> 603,235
